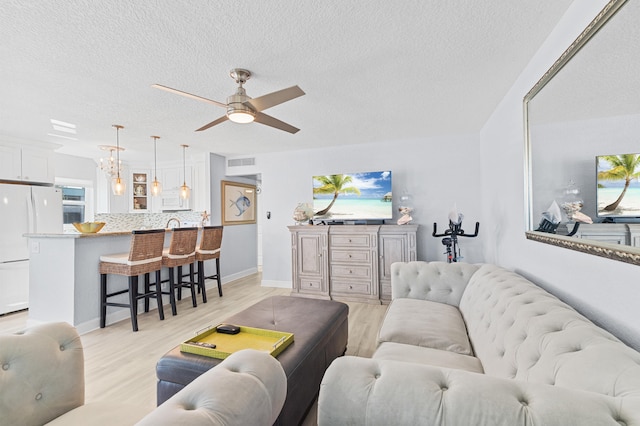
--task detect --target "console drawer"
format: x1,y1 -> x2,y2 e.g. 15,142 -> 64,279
330,264 -> 372,279
299,278 -> 322,292
330,249 -> 371,263
331,280 -> 371,295
330,234 -> 371,248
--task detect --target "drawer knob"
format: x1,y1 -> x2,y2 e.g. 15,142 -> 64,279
349,270 -> 353,274
348,254 -> 352,258
349,285 -> 353,289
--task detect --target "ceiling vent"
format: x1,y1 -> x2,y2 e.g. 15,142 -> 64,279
228,157 -> 256,167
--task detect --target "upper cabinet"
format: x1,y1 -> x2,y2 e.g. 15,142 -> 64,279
130,170 -> 150,213
0,144 -> 55,184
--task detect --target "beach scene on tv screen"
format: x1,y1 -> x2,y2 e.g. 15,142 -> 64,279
313,171 -> 392,220
597,154 -> 640,217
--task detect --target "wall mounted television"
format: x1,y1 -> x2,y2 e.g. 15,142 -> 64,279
312,170 -> 392,222
596,153 -> 640,219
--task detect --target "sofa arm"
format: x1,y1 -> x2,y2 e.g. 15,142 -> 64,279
390,261 -> 479,305
318,357 -> 639,426
137,349 -> 287,426
0,322 -> 85,426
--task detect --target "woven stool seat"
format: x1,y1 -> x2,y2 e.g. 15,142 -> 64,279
195,226 -> 224,301
99,229 -> 166,332
161,227 -> 198,315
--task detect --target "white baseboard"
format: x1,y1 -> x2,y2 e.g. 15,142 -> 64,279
261,280 -> 291,288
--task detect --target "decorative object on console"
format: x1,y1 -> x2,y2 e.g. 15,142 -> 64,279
293,202 -> 313,225
111,124 -> 126,196
179,144 -> 190,200
150,135 -> 162,196
397,207 -> 413,225
397,190 -> 414,225
221,180 -> 257,225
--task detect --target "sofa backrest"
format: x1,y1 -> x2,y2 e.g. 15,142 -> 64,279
0,322 -> 85,426
391,261 -> 480,306
459,264 -> 640,398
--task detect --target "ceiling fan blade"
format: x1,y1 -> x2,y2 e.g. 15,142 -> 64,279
196,115 -> 229,132
152,84 -> 227,108
244,85 -> 305,112
254,112 -> 300,134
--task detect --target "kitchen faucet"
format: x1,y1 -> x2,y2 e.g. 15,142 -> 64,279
166,218 -> 181,229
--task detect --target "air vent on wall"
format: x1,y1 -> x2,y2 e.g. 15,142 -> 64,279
228,157 -> 256,167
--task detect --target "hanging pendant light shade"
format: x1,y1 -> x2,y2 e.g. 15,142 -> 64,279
180,144 -> 190,200
111,125 -> 126,196
150,136 -> 162,196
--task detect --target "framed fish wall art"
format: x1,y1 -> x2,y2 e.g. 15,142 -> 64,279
221,180 -> 257,225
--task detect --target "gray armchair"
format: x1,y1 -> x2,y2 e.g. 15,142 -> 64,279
0,322 -> 286,426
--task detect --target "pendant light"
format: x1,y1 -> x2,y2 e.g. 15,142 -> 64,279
180,144 -> 190,200
111,125 -> 126,196
150,136 -> 162,196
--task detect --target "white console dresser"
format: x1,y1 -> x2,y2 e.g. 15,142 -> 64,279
288,224 -> 418,304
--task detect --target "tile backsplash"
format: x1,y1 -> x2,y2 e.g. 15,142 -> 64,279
95,211 -> 208,232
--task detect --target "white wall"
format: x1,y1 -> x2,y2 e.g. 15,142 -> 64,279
256,133 -> 482,287
480,0 -> 640,350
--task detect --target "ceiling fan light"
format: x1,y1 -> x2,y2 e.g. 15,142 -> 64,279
228,110 -> 255,123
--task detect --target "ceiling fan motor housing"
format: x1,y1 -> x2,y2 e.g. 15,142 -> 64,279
226,87 -> 256,122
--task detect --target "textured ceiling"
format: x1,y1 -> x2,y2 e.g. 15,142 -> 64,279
0,0 -> 573,162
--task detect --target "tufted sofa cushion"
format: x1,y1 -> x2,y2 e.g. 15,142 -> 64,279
391,261 -> 480,305
319,356 -> 640,426
378,298 -> 473,355
0,322 -> 85,426
459,264 -> 640,398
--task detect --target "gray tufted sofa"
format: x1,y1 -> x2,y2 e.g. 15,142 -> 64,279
0,322 -> 286,426
318,261 -> 640,425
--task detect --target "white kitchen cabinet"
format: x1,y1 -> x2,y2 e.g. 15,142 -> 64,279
0,144 -> 54,184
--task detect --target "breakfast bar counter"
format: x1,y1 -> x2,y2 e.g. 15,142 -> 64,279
26,231 -> 173,333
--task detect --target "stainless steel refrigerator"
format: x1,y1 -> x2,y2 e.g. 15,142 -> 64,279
0,183 -> 62,314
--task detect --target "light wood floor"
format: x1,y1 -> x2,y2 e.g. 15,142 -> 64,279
0,273 -> 388,425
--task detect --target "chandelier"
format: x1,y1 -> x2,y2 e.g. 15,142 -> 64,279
98,144 -> 124,178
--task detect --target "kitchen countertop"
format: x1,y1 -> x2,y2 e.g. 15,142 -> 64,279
25,229 -> 181,238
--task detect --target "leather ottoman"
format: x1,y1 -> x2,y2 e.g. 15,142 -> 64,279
156,295 -> 349,425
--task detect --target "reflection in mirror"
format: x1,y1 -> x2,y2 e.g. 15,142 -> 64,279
525,0 -> 640,264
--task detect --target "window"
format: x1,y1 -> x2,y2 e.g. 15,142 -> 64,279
55,178 -> 94,231
60,186 -> 85,224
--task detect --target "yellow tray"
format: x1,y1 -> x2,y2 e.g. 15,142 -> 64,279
180,324 -> 294,360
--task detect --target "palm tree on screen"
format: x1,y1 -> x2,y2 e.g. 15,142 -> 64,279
598,154 -> 640,211
313,174 -> 361,216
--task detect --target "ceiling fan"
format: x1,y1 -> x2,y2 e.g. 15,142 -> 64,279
152,68 -> 305,134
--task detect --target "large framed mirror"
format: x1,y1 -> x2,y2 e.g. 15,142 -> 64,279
524,0 -> 640,265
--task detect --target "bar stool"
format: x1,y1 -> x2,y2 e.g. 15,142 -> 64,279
195,225 -> 224,302
99,229 -> 166,332
162,227 -> 198,315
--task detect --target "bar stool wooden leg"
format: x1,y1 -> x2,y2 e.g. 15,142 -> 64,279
129,276 -> 139,332
100,274 -> 107,328
144,273 -> 151,313
215,258 -> 222,297
155,270 -> 164,321
168,267 -> 177,316
197,260 -> 207,303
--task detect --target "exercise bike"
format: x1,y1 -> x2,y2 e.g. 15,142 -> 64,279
432,219 -> 479,263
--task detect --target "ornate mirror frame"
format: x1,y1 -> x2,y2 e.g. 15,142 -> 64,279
523,0 -> 640,266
